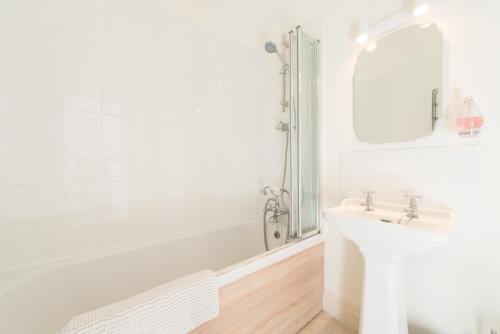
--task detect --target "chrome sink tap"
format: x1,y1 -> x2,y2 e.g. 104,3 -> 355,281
405,193 -> 422,218
361,191 -> 375,212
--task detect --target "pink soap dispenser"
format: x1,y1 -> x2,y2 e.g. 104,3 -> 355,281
456,97 -> 484,137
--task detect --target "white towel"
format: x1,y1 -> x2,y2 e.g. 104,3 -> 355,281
59,270 -> 219,334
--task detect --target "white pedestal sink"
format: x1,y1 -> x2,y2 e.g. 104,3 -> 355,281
324,199 -> 454,334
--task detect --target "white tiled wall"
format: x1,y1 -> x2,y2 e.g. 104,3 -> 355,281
0,0 -> 284,271
339,146 -> 478,211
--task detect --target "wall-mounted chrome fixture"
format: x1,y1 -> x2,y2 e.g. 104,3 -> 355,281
260,186 -> 287,197
260,185 -> 290,250
432,88 -> 439,130
264,41 -> 288,67
264,39 -> 289,113
355,0 -> 431,48
275,121 -> 289,132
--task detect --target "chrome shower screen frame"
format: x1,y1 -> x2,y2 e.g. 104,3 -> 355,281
288,26 -> 321,240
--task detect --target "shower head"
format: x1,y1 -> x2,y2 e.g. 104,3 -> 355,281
264,41 -> 278,54
264,40 -> 288,67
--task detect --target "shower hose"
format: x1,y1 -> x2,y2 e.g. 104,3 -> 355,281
263,129 -> 290,251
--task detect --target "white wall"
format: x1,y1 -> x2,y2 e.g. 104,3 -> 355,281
159,0 -> 328,50
320,0 -> 500,333
0,0 -> 287,273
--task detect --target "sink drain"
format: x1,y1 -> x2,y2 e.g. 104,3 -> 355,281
274,231 -> 281,239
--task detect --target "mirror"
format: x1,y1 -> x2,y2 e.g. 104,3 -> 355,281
353,23 -> 444,144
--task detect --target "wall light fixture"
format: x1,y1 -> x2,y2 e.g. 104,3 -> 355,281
355,2 -> 431,45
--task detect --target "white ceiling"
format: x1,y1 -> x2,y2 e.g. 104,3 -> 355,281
160,0 -> 327,48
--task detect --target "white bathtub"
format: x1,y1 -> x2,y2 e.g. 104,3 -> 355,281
0,222 -> 322,334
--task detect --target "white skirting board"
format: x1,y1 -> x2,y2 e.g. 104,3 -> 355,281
323,291 -> 360,332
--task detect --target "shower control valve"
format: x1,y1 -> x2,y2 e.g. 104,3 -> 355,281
275,121 -> 289,132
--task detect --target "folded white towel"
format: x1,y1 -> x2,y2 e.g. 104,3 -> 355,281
60,270 -> 219,334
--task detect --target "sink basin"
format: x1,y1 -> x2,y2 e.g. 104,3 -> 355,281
324,198 -> 455,334
325,198 -> 454,259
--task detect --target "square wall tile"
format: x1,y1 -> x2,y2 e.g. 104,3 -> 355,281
236,48 -> 262,92
102,0 -> 147,22
215,81 -> 239,124
340,151 -> 377,198
187,75 -> 216,117
214,82 -> 242,179
39,183 -> 103,261
187,180 -> 215,233
187,75 -> 216,179
102,16 -> 147,61
0,17 -> 36,104
254,90 -> 284,180
101,182 -> 149,248
339,147 -> 479,209
377,150 -> 419,199
187,23 -> 216,79
149,180 -> 187,238
215,35 -> 245,84
354,150 -> 420,202
149,67 -> 188,124
149,66 -> 187,125
39,109 -> 101,184
39,28 -> 100,113
0,186 -> 37,271
102,0 -> 148,61
214,178 -> 242,225
260,53 -> 282,92
102,57 -> 148,118
103,115 -> 148,182
0,101 -> 37,186
38,0 -> 100,43
416,146 -> 477,209
240,182 -> 263,221
149,1 -> 188,70
149,123 -> 187,181
239,94 -> 262,176
187,125 -> 216,180
0,0 -> 35,21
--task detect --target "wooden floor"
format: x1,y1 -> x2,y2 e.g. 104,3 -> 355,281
298,312 -> 357,334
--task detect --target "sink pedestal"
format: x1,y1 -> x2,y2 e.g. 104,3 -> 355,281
360,250 -> 408,334
325,199 -> 455,334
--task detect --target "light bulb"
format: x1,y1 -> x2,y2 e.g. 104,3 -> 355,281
356,21 -> 369,44
419,22 -> 432,29
413,1 -> 430,17
356,34 -> 368,44
366,43 -> 377,52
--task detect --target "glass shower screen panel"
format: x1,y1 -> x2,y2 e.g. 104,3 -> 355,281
290,27 -> 320,238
